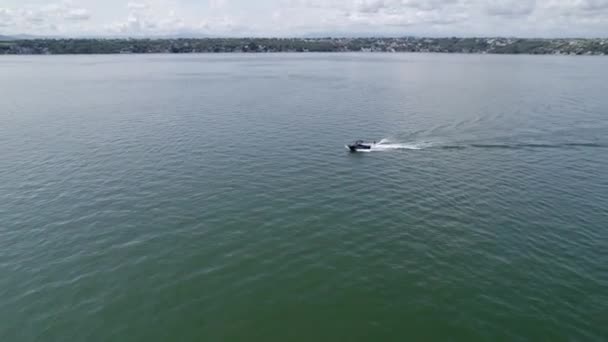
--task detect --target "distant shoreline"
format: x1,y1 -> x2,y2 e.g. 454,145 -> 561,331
1,37 -> 607,56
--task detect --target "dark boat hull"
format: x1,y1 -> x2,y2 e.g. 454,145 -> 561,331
348,144 -> 372,152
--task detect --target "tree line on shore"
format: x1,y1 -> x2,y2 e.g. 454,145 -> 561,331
1,37 -> 607,55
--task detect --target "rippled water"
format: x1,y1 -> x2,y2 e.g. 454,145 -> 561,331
1,54 -> 607,341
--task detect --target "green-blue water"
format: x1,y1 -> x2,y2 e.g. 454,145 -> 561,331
1,54 -> 607,341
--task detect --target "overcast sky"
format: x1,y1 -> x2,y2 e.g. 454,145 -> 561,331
1,0 -> 607,37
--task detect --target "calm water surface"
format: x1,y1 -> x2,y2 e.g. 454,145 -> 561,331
1,53 -> 607,341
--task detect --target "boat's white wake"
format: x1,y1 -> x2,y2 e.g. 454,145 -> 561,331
348,137 -> 607,153
369,138 -> 428,151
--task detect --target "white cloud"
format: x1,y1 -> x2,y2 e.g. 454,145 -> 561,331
209,0 -> 227,10
127,2 -> 150,11
107,1 -> 191,36
0,7 -> 14,20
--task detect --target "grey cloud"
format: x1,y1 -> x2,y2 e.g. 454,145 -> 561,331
2,0 -> 608,38
355,0 -> 460,14
347,1 -> 469,29
0,9 -> 14,28
25,13 -> 45,24
108,4 -> 189,36
402,0 -> 459,11
577,0 -> 608,11
65,9 -> 91,21
4,3 -> 93,25
287,0 -> 350,10
348,0 -> 469,29
112,15 -> 151,34
485,0 -> 536,16
356,0 -> 392,13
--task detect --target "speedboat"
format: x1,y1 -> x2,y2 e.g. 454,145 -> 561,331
347,140 -> 375,152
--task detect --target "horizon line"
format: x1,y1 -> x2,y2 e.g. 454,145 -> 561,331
3,34 -> 608,40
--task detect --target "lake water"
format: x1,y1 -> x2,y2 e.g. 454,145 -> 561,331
1,53 -> 607,341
